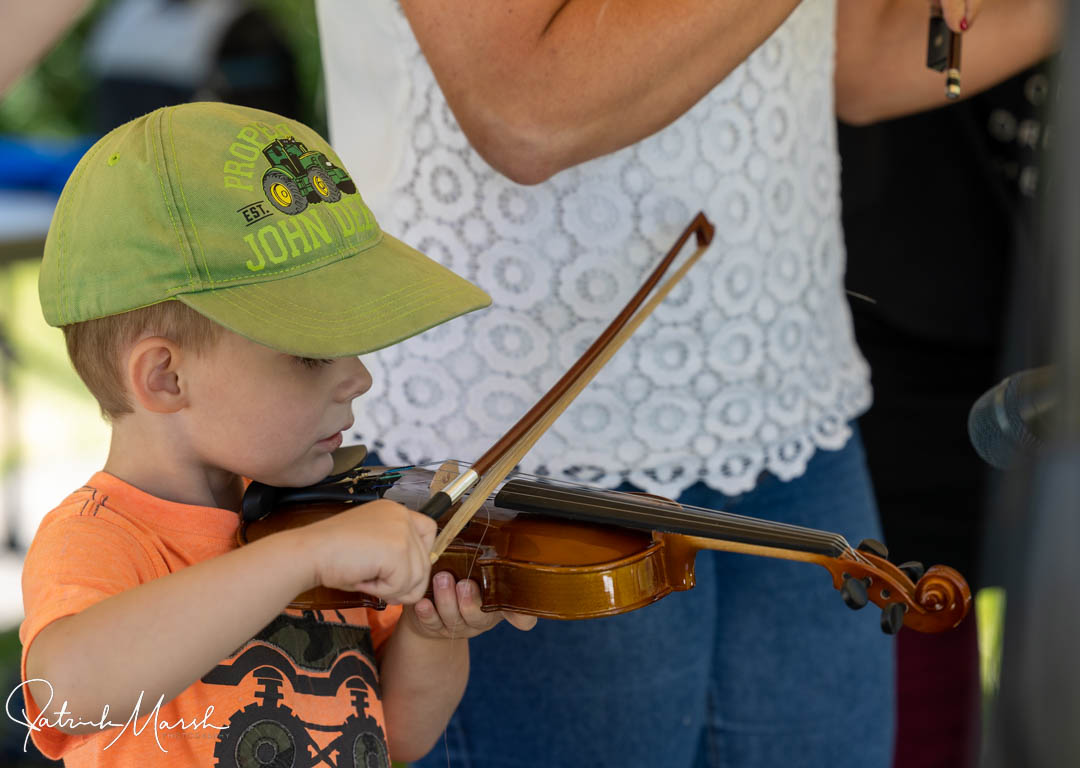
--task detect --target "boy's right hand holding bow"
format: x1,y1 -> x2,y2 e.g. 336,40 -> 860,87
298,498 -> 439,605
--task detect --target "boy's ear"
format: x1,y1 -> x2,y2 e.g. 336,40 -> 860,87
126,336 -> 186,414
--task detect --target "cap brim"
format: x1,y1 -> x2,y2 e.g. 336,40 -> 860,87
177,232 -> 490,357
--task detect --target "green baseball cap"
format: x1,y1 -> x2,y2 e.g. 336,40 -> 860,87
39,102 -> 490,357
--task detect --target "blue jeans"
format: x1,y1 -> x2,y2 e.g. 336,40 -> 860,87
407,429 -> 895,768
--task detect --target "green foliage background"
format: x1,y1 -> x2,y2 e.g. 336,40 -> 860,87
0,0 -> 326,138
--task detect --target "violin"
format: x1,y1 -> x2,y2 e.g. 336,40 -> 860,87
238,212 -> 969,635
237,450 -> 971,635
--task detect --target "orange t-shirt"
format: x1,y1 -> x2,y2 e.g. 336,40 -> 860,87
18,472 -> 401,767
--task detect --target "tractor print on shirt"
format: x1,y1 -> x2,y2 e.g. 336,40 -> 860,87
202,609 -> 390,768
261,138 -> 358,215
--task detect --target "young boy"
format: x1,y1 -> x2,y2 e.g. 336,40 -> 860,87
17,101 -> 535,767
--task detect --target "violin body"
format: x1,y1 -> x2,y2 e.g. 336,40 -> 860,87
243,500 -> 692,619
238,463 -> 971,632
439,515 -> 704,620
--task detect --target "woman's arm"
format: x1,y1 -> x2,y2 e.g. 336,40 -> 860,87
399,0 -> 804,184
836,0 -> 1061,126
0,0 -> 91,94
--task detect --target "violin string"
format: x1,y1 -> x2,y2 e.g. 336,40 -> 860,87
501,484 -> 847,556
504,470 -> 845,540
500,483 -> 809,539
450,473 -> 843,556
462,500 -> 491,587
542,474 -> 863,560
541,476 -> 861,558
503,485 -> 882,583
561,496 -> 836,555
411,461 -> 880,566
407,462 -> 864,561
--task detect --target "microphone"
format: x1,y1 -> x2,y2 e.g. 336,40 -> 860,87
968,366 -> 1058,469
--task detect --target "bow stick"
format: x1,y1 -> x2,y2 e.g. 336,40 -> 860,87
425,212 -> 716,562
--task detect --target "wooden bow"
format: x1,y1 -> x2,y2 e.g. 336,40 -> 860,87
423,212 -> 716,561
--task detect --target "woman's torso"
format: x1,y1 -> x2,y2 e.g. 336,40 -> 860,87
318,0 -> 870,498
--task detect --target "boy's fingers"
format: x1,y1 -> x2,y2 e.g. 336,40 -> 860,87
502,611 -> 538,632
455,580 -> 495,628
431,571 -> 466,629
412,598 -> 445,631
360,548 -> 428,604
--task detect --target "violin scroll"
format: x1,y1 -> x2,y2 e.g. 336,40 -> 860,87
824,547 -> 971,634
909,564 -> 971,631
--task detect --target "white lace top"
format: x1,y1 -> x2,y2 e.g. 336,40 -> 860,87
317,0 -> 871,497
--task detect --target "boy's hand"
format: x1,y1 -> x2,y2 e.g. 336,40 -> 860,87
405,571 -> 538,639
302,499 -> 437,605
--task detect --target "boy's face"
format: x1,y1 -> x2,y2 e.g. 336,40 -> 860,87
181,328 -> 372,487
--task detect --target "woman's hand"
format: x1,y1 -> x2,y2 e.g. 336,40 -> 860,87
936,0 -> 986,32
837,0 -> 1058,125
404,570 -> 538,639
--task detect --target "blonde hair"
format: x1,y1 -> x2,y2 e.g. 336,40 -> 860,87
63,300 -> 223,420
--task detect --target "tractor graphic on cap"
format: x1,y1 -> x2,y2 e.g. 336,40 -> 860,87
261,137 -> 357,215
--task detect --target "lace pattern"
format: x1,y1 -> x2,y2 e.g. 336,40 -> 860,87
352,0 -> 872,497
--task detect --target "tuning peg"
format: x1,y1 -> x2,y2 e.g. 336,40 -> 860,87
881,602 -> 907,635
898,561 -> 925,582
857,538 -> 889,559
841,575 -> 869,610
